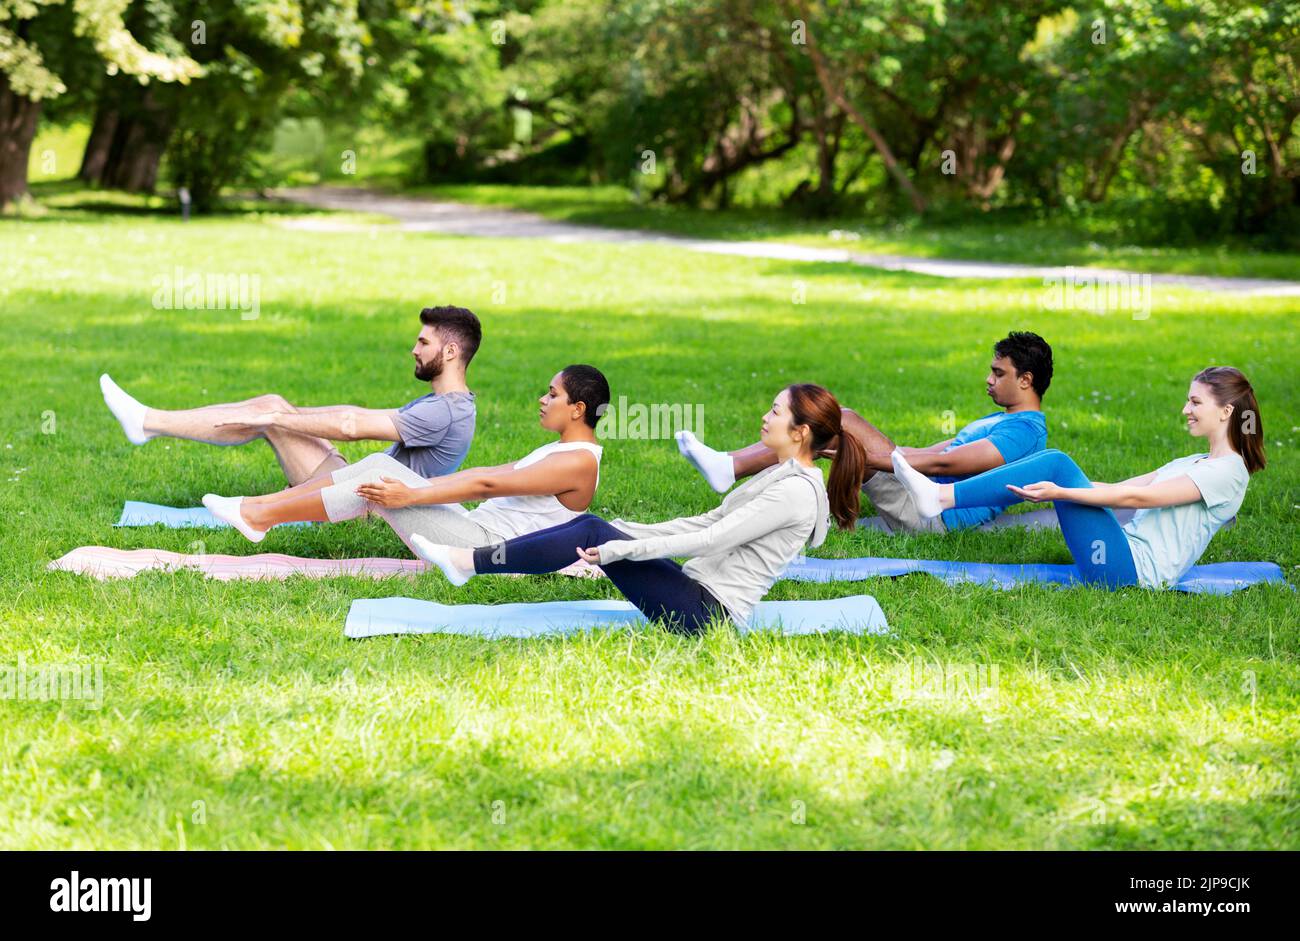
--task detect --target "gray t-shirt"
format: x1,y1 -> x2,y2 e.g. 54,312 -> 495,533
385,391 -> 476,478
1122,452 -> 1249,588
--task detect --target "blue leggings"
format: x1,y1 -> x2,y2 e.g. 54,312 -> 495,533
953,449 -> 1138,587
471,514 -> 726,634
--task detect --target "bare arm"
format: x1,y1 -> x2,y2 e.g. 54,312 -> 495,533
1118,470 -> 1159,487
895,438 -> 1004,476
913,438 -> 957,453
863,439 -> 956,472
355,451 -> 597,508
220,406 -> 403,442
1008,475 -> 1203,510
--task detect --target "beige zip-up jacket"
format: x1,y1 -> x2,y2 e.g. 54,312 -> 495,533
601,459 -> 831,625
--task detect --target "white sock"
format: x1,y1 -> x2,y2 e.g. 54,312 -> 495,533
100,374 -> 153,445
410,534 -> 473,586
890,449 -> 944,519
202,494 -> 266,543
676,430 -> 735,493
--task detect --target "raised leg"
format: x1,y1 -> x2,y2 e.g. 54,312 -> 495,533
472,515 -> 721,633
144,392 -> 345,486
243,452 -> 422,529
952,449 -> 1138,587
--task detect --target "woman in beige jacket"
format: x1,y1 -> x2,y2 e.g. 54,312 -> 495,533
412,384 -> 867,633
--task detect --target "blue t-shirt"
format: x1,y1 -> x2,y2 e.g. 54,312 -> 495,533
935,410 -> 1048,530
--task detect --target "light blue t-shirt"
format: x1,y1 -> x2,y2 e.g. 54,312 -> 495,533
935,410 -> 1049,530
1122,452 -> 1249,588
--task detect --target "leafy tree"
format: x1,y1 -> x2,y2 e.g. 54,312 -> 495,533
0,0 -> 199,208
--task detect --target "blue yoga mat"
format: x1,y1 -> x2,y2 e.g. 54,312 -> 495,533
781,556 -> 1288,595
345,595 -> 890,639
115,501 -> 312,529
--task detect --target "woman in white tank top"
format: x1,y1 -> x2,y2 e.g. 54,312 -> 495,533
203,366 -> 610,556
463,440 -> 603,540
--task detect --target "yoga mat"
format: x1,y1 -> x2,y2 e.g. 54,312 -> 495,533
48,546 -> 603,581
345,595 -> 889,639
781,556 -> 1287,595
115,500 -> 312,529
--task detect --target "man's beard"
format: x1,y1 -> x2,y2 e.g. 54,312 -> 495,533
414,349 -> 444,382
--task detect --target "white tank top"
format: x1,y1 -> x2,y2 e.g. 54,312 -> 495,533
466,441 -> 603,541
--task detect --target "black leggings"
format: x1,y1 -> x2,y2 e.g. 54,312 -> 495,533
472,514 -> 726,634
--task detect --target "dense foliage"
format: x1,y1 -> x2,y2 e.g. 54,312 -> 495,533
4,0 -> 1297,243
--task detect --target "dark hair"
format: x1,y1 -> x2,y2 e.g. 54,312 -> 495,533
785,384 -> 865,531
1193,366 -> 1266,474
993,331 -> 1053,397
558,365 -> 611,429
419,306 -> 482,366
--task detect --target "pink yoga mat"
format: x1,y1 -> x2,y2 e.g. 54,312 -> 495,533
48,546 -> 605,581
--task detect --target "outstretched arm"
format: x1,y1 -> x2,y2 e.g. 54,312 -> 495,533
1008,475 -> 1202,510
222,406 -> 402,443
592,478 -> 813,565
891,438 -> 1003,476
355,451 -> 597,507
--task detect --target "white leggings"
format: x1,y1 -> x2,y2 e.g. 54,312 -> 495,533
320,453 -> 500,552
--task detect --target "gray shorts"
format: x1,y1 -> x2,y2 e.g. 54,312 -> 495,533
320,452 -> 502,553
861,471 -> 947,534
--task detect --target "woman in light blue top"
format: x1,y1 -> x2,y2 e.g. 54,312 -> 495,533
891,367 -> 1265,588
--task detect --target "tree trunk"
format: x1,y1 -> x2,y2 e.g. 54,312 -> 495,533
800,12 -> 927,214
79,104 -> 121,184
1085,99 -> 1152,203
95,85 -> 176,193
103,114 -> 172,193
0,76 -> 42,210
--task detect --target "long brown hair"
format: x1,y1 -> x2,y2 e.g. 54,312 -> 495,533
785,384 -> 866,530
1193,366 -> 1266,474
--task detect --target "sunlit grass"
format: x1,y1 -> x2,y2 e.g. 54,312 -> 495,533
0,195 -> 1296,849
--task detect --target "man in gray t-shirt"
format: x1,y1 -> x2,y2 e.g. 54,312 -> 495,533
386,391 -> 477,479
100,306 -> 482,486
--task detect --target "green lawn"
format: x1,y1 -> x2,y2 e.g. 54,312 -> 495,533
419,183 -> 1300,281
1,192 -> 1297,849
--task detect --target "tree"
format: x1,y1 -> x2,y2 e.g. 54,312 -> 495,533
0,0 -> 199,208
792,0 -> 930,212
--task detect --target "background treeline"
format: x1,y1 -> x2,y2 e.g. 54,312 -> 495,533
4,0 -> 1298,246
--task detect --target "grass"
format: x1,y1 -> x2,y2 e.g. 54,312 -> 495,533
1,188 -> 1297,849
417,183 -> 1300,281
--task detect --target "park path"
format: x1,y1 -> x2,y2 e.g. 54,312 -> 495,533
278,186 -> 1300,296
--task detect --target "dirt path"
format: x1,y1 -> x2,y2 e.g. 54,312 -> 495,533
278,186 -> 1300,296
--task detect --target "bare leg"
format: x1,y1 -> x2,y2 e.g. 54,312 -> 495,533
730,408 -> 895,481
243,466 -> 341,505
241,491 -> 332,532
143,393 -> 345,486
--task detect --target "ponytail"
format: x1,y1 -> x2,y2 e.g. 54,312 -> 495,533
785,384 -> 866,530
1193,366 -> 1266,474
826,422 -> 866,530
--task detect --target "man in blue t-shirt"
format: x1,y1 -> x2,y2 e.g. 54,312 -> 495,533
676,332 -> 1053,533
100,306 -> 481,487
